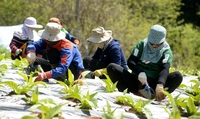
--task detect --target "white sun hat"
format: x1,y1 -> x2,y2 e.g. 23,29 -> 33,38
38,22 -> 66,42
24,17 -> 43,29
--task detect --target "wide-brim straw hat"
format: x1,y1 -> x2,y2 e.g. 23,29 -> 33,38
87,26 -> 112,43
38,22 -> 65,42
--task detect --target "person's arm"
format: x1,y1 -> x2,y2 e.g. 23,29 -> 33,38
110,48 -> 121,63
26,38 -> 46,53
9,36 -> 19,54
127,55 -> 144,75
157,63 -> 170,85
127,40 -> 144,75
157,50 -> 172,85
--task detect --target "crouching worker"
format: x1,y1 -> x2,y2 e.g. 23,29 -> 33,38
107,24 -> 183,101
83,26 -> 127,79
26,22 -> 84,82
9,17 -> 43,60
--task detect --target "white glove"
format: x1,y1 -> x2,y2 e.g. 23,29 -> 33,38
138,72 -> 147,85
15,49 -> 22,55
26,52 -> 36,65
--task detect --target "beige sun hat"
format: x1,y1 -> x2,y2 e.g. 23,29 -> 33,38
87,26 -> 112,43
38,22 -> 66,42
24,17 -> 43,28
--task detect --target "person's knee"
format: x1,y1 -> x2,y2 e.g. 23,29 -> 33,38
107,63 -> 116,73
176,71 -> 183,84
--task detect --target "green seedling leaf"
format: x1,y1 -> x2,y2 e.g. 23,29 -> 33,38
2,80 -> 20,94
0,64 -> 8,72
163,91 -> 181,119
46,103 -> 67,119
21,115 -> 39,119
102,74 -> 118,92
186,97 -> 197,115
0,53 -> 5,61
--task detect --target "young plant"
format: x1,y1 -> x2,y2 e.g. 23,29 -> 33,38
11,57 -> 29,71
2,72 -> 47,95
63,69 -> 84,86
0,54 -> 8,78
22,98 -> 67,119
177,97 -> 200,117
23,86 -> 39,105
102,74 -> 118,92
58,81 -> 98,109
102,100 -> 123,119
179,80 -> 200,96
76,91 -> 98,109
163,91 -> 181,119
116,91 -> 153,119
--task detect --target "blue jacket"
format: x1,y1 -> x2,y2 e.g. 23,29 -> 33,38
93,39 -> 128,70
26,38 -> 84,79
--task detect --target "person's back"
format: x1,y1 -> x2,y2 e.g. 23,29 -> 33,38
26,23 -> 84,82
92,39 -> 127,70
83,26 -> 127,78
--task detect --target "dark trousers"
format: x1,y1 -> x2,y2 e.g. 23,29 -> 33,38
107,63 -> 183,94
51,63 -> 79,81
83,56 -> 107,71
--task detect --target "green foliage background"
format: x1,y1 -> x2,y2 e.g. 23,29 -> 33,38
1,0 -> 200,69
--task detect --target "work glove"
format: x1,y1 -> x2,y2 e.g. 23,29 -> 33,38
35,72 -> 47,82
156,84 -> 165,101
93,68 -> 107,77
138,72 -> 147,85
26,52 -> 36,65
15,49 -> 22,55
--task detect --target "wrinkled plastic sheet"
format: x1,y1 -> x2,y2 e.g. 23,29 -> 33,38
0,60 -> 197,119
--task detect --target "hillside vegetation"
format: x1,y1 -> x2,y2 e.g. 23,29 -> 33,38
1,0 -> 200,70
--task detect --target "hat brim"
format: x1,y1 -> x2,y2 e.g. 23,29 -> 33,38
38,30 -> 66,42
25,24 -> 43,28
147,35 -> 165,44
87,31 -> 112,43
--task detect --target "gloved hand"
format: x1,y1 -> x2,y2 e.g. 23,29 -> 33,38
26,52 -> 36,65
15,49 -> 22,55
35,72 -> 47,82
156,84 -> 165,101
93,68 -> 107,77
138,72 -> 147,85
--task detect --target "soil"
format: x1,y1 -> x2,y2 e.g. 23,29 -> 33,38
83,116 -> 102,119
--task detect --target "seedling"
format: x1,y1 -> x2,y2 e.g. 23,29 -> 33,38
23,86 -> 39,105
115,90 -> 153,119
102,74 -> 118,92
11,57 -> 29,71
163,91 -> 181,119
102,100 -> 123,119
58,81 -> 98,109
2,71 -> 47,95
22,98 -> 67,119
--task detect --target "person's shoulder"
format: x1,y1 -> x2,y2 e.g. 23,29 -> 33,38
59,39 -> 74,48
13,29 -> 23,36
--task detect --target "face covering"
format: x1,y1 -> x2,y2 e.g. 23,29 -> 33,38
140,38 -> 170,63
96,42 -> 104,49
22,25 -> 34,40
